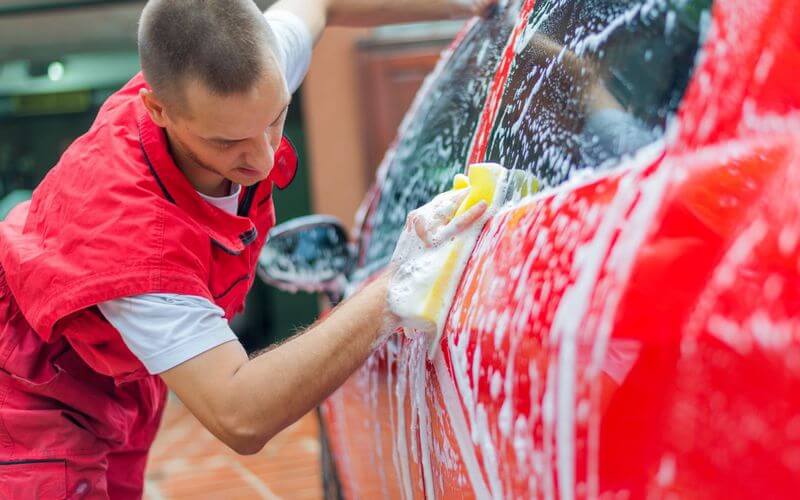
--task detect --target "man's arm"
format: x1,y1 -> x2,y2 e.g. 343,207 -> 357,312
160,190 -> 486,455
161,272 -> 393,455
268,0 -> 496,44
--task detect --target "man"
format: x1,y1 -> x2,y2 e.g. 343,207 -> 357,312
0,0 -> 492,498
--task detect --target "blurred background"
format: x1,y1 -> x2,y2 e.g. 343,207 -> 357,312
0,0 -> 463,497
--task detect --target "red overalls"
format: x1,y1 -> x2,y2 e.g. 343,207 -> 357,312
0,73 -> 297,499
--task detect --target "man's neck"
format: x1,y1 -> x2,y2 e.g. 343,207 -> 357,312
165,130 -> 231,197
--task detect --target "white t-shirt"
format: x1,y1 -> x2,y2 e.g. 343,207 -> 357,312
98,10 -> 312,375
264,9 -> 313,95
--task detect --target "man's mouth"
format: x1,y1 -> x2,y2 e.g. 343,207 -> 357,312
235,166 -> 266,179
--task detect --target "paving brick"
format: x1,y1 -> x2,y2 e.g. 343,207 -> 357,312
145,395 -> 322,499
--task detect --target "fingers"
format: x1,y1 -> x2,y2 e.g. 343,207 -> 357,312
414,217 -> 434,247
452,200 -> 488,231
405,211 -> 419,231
432,187 -> 470,218
404,186 -> 488,248
436,200 -> 488,242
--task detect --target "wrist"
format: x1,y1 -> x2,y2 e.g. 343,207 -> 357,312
368,270 -> 399,347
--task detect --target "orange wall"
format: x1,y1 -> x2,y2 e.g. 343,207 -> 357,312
300,27 -> 370,232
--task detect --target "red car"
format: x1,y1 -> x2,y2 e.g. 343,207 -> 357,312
260,0 -> 800,497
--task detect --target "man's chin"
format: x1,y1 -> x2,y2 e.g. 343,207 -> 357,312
235,177 -> 266,187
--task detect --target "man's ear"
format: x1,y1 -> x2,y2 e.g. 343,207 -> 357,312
139,88 -> 169,127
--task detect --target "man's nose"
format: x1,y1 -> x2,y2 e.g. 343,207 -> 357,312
246,133 -> 276,171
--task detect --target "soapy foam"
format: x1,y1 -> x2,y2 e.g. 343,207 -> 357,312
434,354 -> 492,498
393,342 -> 415,500
388,165 -> 512,358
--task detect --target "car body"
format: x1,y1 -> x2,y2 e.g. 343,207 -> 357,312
308,0 -> 800,497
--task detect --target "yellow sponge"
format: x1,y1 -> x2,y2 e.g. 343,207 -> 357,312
420,241 -> 464,327
389,163 -> 539,358
421,163 -> 508,357
454,164 -> 505,217
452,173 -> 470,191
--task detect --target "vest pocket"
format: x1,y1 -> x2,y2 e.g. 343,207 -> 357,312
0,459 -> 66,499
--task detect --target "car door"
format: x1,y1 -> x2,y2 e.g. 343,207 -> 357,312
326,0 -> 800,498
422,0 -> 800,499
415,0 -> 716,497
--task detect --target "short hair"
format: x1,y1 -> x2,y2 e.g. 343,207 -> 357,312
138,0 -> 277,104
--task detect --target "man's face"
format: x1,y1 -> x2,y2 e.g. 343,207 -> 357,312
147,58 -> 291,195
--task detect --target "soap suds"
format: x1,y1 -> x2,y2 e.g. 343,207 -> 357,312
388,165 -> 512,358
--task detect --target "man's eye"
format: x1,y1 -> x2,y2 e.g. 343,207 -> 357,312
213,139 -> 237,148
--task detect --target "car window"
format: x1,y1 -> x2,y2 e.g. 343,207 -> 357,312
484,0 -> 713,192
359,4 -> 521,271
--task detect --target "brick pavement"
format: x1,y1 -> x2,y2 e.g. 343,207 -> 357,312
145,394 -> 322,499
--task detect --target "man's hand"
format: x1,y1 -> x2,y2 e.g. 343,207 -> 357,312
386,187 -> 488,341
390,188 -> 488,286
390,187 -> 489,275
402,188 -> 487,248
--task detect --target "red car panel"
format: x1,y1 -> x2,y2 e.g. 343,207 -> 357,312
324,0 -> 800,497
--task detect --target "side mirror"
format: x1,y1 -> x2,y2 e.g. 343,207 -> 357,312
257,215 -> 355,300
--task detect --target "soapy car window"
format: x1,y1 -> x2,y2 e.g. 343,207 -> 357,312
484,0 -> 714,191
359,4 -> 520,271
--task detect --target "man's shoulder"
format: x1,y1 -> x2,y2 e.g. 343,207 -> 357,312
54,74 -> 152,181
99,72 -> 148,115
70,72 -> 147,156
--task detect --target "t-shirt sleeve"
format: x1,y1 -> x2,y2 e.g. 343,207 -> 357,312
264,9 -> 313,94
97,294 -> 238,374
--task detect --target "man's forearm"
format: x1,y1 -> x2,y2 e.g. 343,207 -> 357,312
268,0 -> 481,45
326,0 -> 475,27
225,272 -> 394,452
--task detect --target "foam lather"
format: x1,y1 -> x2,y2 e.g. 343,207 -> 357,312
389,163 -> 513,359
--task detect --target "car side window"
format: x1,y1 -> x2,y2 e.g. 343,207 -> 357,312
484,0 -> 714,190
359,4 -> 521,271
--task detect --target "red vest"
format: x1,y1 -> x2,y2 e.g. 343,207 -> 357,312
0,73 -> 297,383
